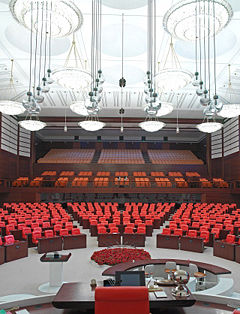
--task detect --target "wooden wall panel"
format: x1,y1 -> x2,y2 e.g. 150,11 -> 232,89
0,150 -> 17,179
212,151 -> 240,180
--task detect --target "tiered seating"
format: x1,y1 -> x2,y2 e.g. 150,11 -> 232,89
115,172 -> 128,177
115,177 -> 129,186
72,177 -> 88,187
213,178 -> 229,188
94,177 -> 109,187
12,177 -> 29,187
78,171 -> 92,176
38,149 -> 95,163
174,178 -> 188,188
67,202 -> 175,247
185,172 -> 200,177
168,172 -> 183,177
41,171 -> 56,176
59,171 -> 75,176
98,149 -> 145,164
54,177 -> 69,187
96,172 -> 110,176
135,178 -> 150,187
1,202 -> 85,253
133,172 -> 146,176
148,150 -> 203,164
158,203 -> 237,252
150,172 -> 165,177
155,178 -> 172,187
199,178 -> 212,188
29,177 -> 43,187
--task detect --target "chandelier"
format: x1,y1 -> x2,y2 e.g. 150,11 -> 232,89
9,0 -> 83,38
18,0 -> 52,131
193,0 -> 227,132
78,0 -> 105,132
19,115 -> 46,131
139,120 -> 165,132
0,60 -> 25,116
154,39 -> 193,92
139,0 -> 166,133
78,120 -> 105,132
163,0 -> 233,42
217,64 -> 240,118
70,101 -> 89,116
52,34 -> 92,91
196,121 -> 223,133
156,102 -> 173,117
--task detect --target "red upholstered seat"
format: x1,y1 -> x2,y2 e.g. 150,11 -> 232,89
0,237 -> 2,246
98,226 -> 107,234
110,227 -> 119,234
60,229 -> 69,236
32,231 -> 42,245
44,229 -> 54,238
173,228 -> 183,236
95,286 -> 150,314
200,230 -> 209,244
72,228 -> 81,235
188,230 -> 198,238
125,226 -> 134,234
225,234 -> 236,244
4,235 -> 15,245
162,228 -> 171,235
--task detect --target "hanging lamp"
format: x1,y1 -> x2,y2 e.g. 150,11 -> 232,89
0,59 -> 25,115
217,64 -> 240,118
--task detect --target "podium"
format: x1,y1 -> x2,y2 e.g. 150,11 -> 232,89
39,253 -> 71,293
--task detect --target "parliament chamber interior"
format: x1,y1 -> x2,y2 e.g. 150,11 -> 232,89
1,0 -> 240,313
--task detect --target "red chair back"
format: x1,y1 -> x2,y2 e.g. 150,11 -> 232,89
44,230 -> 54,238
72,228 -> 81,235
60,229 -> 68,236
225,234 -> 235,244
162,228 -> 171,235
95,286 -> 150,314
188,230 -> 197,238
4,235 -> 15,245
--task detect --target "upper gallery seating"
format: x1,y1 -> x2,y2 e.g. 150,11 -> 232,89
59,171 -> 75,176
29,177 -> 43,187
186,172 -> 201,177
78,171 -> 92,176
155,178 -> 172,187
213,178 -> 229,188
12,177 -> 29,187
150,172 -> 165,177
41,171 -> 57,176
38,149 -> 95,163
98,149 -> 145,164
72,177 -> 89,187
148,150 -> 203,165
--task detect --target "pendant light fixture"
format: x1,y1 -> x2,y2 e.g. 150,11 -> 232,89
19,1 -> 49,131
52,33 -> 92,92
195,0 -> 223,133
78,0 -> 105,132
163,0 -> 232,42
139,0 -> 165,133
0,59 -> 25,115
217,64 -> 240,118
10,0 -> 83,38
154,38 -> 193,92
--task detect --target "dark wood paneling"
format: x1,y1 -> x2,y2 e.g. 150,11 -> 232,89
0,150 -> 18,179
212,151 -> 240,180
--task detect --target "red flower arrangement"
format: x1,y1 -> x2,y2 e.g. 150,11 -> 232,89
91,248 -> 151,266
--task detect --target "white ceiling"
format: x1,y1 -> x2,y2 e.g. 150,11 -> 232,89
0,0 -> 240,120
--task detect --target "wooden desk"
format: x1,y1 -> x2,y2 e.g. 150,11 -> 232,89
213,241 -> 235,261
102,259 -> 231,277
157,234 -> 179,249
52,282 -> 195,311
180,236 -> 204,253
38,236 -> 62,254
5,241 -> 28,262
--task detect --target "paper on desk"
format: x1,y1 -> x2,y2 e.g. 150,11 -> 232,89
15,310 -> 30,314
154,291 -> 167,298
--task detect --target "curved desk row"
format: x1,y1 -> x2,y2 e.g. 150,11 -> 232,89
102,259 -> 231,276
